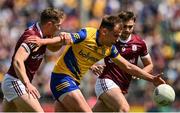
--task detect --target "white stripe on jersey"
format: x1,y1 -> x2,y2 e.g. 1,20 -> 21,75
141,53 -> 150,59
21,43 -> 31,54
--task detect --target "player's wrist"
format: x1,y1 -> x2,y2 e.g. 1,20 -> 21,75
24,81 -> 31,87
146,76 -> 154,83
40,39 -> 47,45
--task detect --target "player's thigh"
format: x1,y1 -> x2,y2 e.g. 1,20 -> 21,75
92,99 -> 112,112
13,94 -> 44,112
2,99 -> 18,112
100,88 -> 129,112
1,74 -> 43,112
95,78 -> 129,111
50,73 -> 92,112
1,74 -> 27,102
61,89 -> 92,112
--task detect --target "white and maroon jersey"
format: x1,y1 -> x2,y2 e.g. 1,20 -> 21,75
99,34 -> 149,93
7,23 -> 47,82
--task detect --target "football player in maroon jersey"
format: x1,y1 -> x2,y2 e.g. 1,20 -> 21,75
1,8 -> 64,112
91,11 -> 162,112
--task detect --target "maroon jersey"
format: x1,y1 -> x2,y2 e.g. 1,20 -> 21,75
99,34 -> 148,93
7,23 -> 47,82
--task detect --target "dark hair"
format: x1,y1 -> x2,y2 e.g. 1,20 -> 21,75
118,11 -> 136,22
40,7 -> 64,24
100,15 -> 122,31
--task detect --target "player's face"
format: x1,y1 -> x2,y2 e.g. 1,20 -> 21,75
106,24 -> 122,46
53,19 -> 63,30
121,19 -> 134,39
48,19 -> 63,36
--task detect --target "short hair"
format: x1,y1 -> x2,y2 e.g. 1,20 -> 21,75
40,7 -> 64,24
100,15 -> 122,31
118,11 -> 136,22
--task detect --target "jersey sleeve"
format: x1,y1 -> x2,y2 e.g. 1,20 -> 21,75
21,31 -> 39,54
140,40 -> 148,57
108,45 -> 119,58
70,28 -> 87,44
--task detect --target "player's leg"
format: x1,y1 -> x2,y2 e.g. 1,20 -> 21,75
1,74 -> 44,112
50,73 -> 92,112
92,98 -> 112,112
2,99 -> 18,112
100,88 -> 130,112
94,78 -> 130,112
54,100 -> 67,112
1,74 -> 18,112
60,89 -> 92,112
13,94 -> 44,112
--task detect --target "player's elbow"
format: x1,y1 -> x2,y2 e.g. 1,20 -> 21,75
148,63 -> 153,68
13,57 -> 22,69
149,64 -> 154,73
120,106 -> 130,112
123,63 -> 134,72
118,103 -> 130,112
123,63 -> 141,76
145,63 -> 154,74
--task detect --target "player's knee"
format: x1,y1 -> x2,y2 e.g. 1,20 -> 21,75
119,104 -> 130,112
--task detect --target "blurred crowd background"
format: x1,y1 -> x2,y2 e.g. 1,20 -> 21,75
0,0 -> 180,112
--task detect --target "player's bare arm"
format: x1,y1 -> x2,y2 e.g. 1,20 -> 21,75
132,55 -> 154,79
111,54 -> 165,86
26,33 -> 73,47
13,44 -> 40,99
141,54 -> 153,73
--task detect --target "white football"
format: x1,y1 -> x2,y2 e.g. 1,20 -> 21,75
153,84 -> 175,106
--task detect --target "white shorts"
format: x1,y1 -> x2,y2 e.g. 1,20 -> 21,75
1,74 -> 27,102
95,78 -> 119,98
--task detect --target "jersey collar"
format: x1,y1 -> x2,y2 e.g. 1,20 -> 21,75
36,22 -> 43,38
119,34 -> 132,43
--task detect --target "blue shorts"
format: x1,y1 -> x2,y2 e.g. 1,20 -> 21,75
50,73 -> 80,101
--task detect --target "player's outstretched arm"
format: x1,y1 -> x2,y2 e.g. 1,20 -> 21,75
26,33 -> 72,46
111,54 -> 165,86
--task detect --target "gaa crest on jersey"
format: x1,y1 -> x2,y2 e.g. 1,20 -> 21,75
113,47 -> 118,54
73,33 -> 80,40
132,45 -> 137,51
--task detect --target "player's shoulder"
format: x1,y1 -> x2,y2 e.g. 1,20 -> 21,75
83,27 -> 97,34
18,25 -> 40,44
84,27 -> 97,31
131,34 -> 145,43
23,24 -> 39,37
79,27 -> 98,40
132,34 -> 142,40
